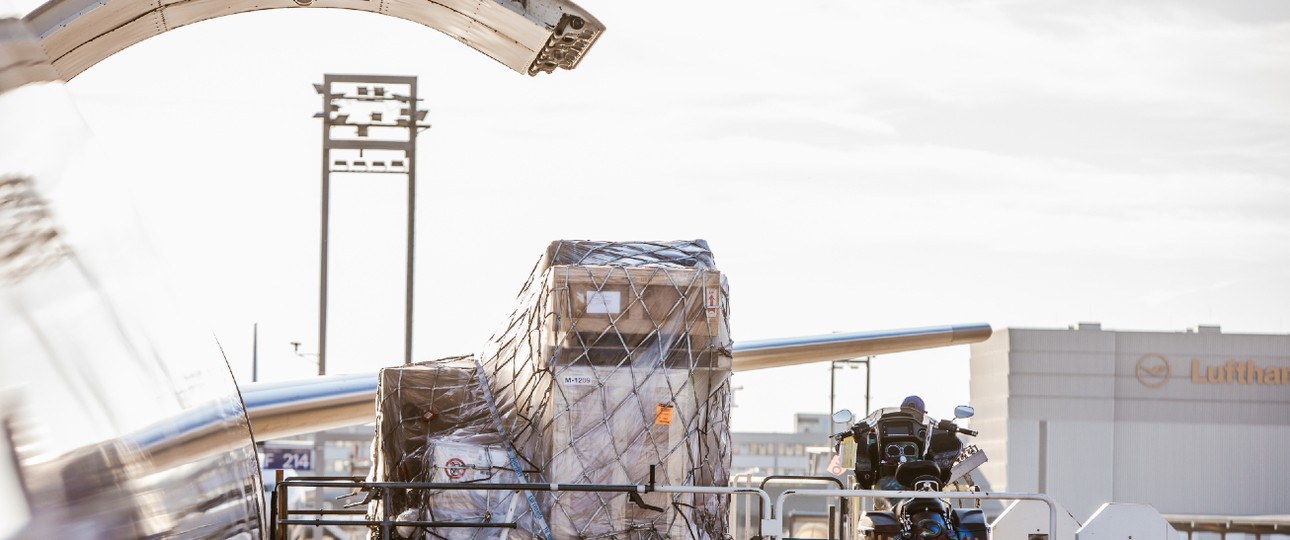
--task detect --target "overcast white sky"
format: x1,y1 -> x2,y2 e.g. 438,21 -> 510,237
46,0 -> 1290,432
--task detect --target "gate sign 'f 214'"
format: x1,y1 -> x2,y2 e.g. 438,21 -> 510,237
263,446 -> 314,471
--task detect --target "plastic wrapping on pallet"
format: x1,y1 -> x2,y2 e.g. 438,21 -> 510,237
480,239 -> 734,539
416,441 -> 526,537
370,240 -> 733,539
368,356 -> 535,539
544,240 -> 718,269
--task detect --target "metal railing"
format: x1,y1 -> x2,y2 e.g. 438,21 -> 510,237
270,476 -> 520,539
730,472 -> 756,535
269,475 -> 1058,539
269,475 -> 772,540
758,475 -> 849,539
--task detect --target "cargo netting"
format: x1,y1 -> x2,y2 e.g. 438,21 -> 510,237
369,240 -> 733,539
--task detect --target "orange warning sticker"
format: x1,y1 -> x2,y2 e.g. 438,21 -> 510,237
654,404 -> 674,425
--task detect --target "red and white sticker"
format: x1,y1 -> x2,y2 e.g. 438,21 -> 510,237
444,457 -> 467,480
827,455 -> 845,476
704,288 -> 719,318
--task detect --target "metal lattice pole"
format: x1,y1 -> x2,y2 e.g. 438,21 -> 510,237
315,74 -> 429,373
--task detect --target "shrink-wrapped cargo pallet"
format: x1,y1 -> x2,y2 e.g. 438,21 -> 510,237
483,240 -> 733,539
368,357 -> 535,539
372,240 -> 733,539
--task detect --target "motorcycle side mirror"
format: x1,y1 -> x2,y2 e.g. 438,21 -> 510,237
832,409 -> 854,425
954,405 -> 975,419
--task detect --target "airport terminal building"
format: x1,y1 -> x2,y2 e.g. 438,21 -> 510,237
969,323 -> 1290,528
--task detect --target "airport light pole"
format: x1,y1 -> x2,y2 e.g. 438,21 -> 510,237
314,75 -> 430,374
309,77 -> 433,538
828,357 -> 871,435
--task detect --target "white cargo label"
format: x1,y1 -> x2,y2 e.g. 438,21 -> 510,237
561,375 -> 595,386
584,291 -> 621,314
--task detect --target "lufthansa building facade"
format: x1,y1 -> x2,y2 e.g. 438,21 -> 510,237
969,323 -> 1290,524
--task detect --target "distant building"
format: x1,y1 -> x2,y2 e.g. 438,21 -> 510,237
970,323 -> 1290,524
732,413 -> 834,476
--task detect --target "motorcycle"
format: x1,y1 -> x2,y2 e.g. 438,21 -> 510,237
831,403 -> 989,539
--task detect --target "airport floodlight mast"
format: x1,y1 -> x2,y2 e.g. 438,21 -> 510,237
313,74 -> 431,375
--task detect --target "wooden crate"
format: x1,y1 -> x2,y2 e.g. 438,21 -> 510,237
541,264 -> 730,369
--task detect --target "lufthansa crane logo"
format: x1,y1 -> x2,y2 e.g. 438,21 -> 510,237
1135,354 -> 1171,388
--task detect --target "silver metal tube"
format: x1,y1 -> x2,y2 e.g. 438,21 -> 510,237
772,489 -> 1058,540
241,373 -> 378,441
731,323 -> 992,372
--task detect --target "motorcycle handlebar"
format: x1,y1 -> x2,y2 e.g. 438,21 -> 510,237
830,417 -> 979,441
937,418 -> 978,437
